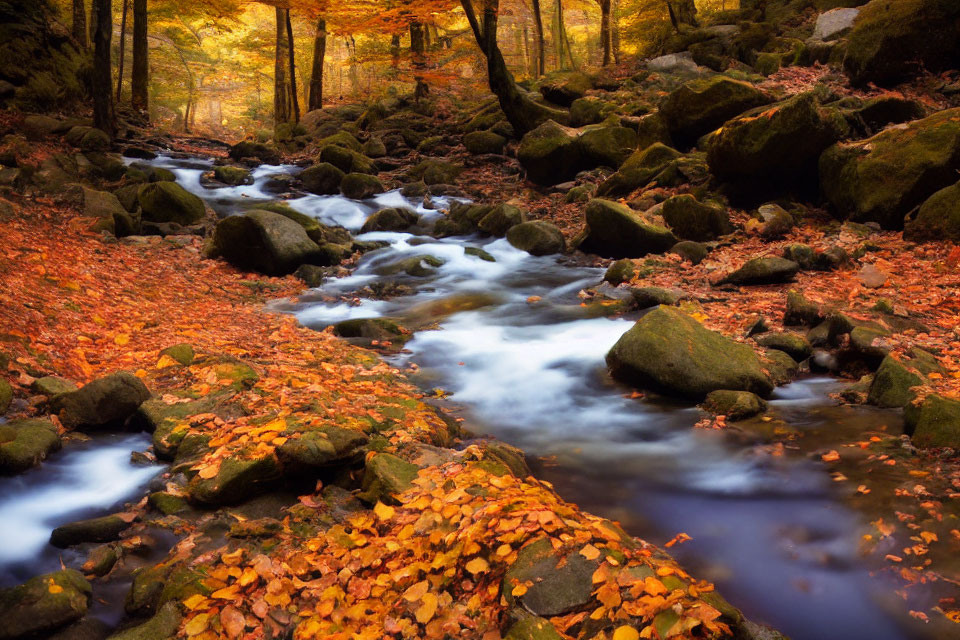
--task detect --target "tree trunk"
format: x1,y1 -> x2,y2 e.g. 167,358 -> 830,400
274,8 -> 291,125
131,0 -> 148,116
612,0 -> 621,64
92,0 -> 114,136
667,0 -> 698,29
531,0 -> 545,76
390,33 -> 401,68
558,0 -> 578,70
116,0 -> 129,102
599,0 -> 611,66
308,17 -> 326,111
72,0 -> 87,48
409,21 -> 428,101
460,0 -> 564,137
285,9 -> 300,122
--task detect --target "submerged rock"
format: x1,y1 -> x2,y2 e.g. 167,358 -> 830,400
50,514 -> 129,548
577,199 -> 677,259
212,165 -> 252,186
341,172 -> 384,200
607,307 -> 773,399
0,570 -> 91,640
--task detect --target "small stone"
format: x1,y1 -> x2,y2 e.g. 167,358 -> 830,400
702,390 -> 768,421
856,264 -> 888,288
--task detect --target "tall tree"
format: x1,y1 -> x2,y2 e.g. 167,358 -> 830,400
116,0 -> 129,102
285,8 -> 300,121
667,0 -> 698,29
460,0 -> 563,136
131,0 -> 148,116
92,0 -> 114,136
308,16 -> 327,111
531,0 -> 545,77
599,0 -> 611,66
611,0 -> 621,64
274,7 -> 292,125
409,20 -> 428,101
72,0 -> 87,48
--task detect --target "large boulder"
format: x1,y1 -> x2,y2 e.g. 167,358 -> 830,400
477,204 -> 526,236
843,0 -> 960,87
820,108 -> 960,229
0,418 -> 61,474
137,182 -> 205,226
228,141 -> 280,165
539,72 -> 593,107
340,173 -> 384,200
868,350 -> 943,408
300,162 -> 345,195
903,180 -> 960,242
0,570 -> 91,640
83,187 -> 138,236
607,307 -> 773,399
517,120 -> 582,185
577,199 -> 677,259
502,537 -> 599,617
463,130 -> 507,155
595,143 -> 682,197
360,207 -> 420,233
188,454 -> 282,505
212,210 -> 330,276
319,145 -> 375,174
577,121 -> 639,169
52,372 -> 151,431
905,394 -> 960,449
661,194 -> 732,241
659,77 -> 770,145
506,221 -> 566,256
212,165 -> 252,186
709,92 -> 846,188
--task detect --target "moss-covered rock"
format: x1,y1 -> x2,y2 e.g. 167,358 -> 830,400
629,286 -> 679,309
578,199 -> 677,259
762,348 -> 801,386
755,332 -> 812,362
52,371 -> 150,431
341,173 -> 384,200
159,344 -> 195,366
277,426 -> 369,471
147,491 -> 189,516
188,454 -> 282,505
904,180 -> 960,242
319,144 -> 375,175
358,452 -> 419,504
106,602 -> 181,640
670,240 -> 709,265
569,97 -> 616,127
83,544 -> 120,577
703,390 -> 768,420
408,158 -> 462,185
517,120 -> 582,185
905,394 -> 960,449
607,307 -> 773,399
660,76 -> 770,145
83,187 -> 139,237
783,289 -> 825,326
228,141 -> 280,165
50,514 -> 129,548
503,537 -> 600,616
363,137 -> 387,158
604,259 -> 636,285
138,182 -> 206,226
819,108 -> 960,229
843,0 -> 960,87
212,165 -> 252,186
300,162 -> 345,195
539,71 -> 594,107
868,356 -> 922,408
360,207 -> 420,233
463,130 -> 507,155
333,318 -> 406,342
506,221 -> 566,256
577,121 -> 639,170
595,143 -> 681,197
478,204 -> 526,237
504,614 -> 564,640
0,570 -> 91,640
719,257 -> 799,286
378,255 -> 445,277
849,325 -> 891,365
212,210 -> 330,276
661,194 -> 732,241
0,378 -> 10,415
708,93 -> 846,188
0,418 -> 61,473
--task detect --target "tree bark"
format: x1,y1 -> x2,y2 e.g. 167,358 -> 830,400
409,21 -> 428,101
612,0 -> 621,64
308,17 -> 326,111
274,8 -> 291,125
531,0 -> 545,77
667,0 -> 698,29
131,0 -> 148,116
92,0 -> 114,136
390,33 -> 401,68
599,0 -> 611,66
285,9 -> 300,122
116,0 -> 129,102
72,0 -> 87,48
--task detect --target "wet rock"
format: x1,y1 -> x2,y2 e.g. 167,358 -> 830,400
0,418 -> 61,473
379,255 -> 445,277
408,158 -> 462,185
812,7 -> 860,41
122,146 -> 157,160
670,240 -> 708,265
358,452 -> 419,504
47,618 -> 111,640
783,290 -> 824,326
212,210 -> 330,276
539,71 -> 593,107
138,182 -> 206,226
0,379 -> 10,414
756,203 -> 794,239
212,165 -> 252,186
341,173 -> 384,200
51,514 -> 129,548
106,601 -> 181,640
719,257 -> 799,286
755,332 -> 812,362
820,108 -> 960,229
595,143 -> 681,197
479,204 -> 527,236
228,141 -> 280,165
659,76 -> 769,145
904,180 -> 960,242
31,376 -> 78,398
506,221 -> 566,256
0,570 -> 91,640
762,349 -> 800,386
607,306 -> 773,399
849,325 -> 891,365
843,0 -> 960,87
295,264 -> 331,288
868,356 -> 923,408
708,93 -> 846,190
148,491 -> 189,516
463,130 -> 507,155
569,97 -> 615,127
577,199 -> 677,259
277,426 -> 369,471
465,247 -> 496,262
604,259 -> 636,285
333,318 -> 406,342
159,344 -> 195,366
503,537 -> 600,616
905,394 -> 960,449
577,121 -> 639,169
319,144 -> 375,175
504,614 -> 564,640
703,390 -> 768,421
300,162 -> 345,195
661,194 -> 732,241
629,286 -> 679,309
52,371 -> 150,431
360,207 -> 420,233
188,454 -> 282,505
83,187 -> 139,237
517,120 -> 582,185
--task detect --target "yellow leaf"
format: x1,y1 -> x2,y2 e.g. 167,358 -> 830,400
579,544 -> 601,561
47,583 -> 63,594
415,592 -> 438,624
511,583 -> 528,597
374,502 -> 396,520
156,354 -> 179,369
184,613 -> 210,636
920,531 -> 938,544
114,333 -> 130,346
238,567 -> 259,587
402,580 -> 429,602
465,557 -> 489,575
221,548 -> 244,565
183,594 -> 208,610
496,543 -> 512,557
613,626 -> 640,640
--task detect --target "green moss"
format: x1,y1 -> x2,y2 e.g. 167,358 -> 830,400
0,570 -> 91,639
0,418 -> 61,473
905,394 -> 960,449
159,344 -> 195,366
904,180 -> 960,242
341,173 -> 384,200
517,120 -> 582,185
213,165 -> 252,186
868,356 -> 924,408
358,453 -> 419,504
596,143 -> 681,197
188,454 -> 282,505
659,76 -> 769,143
661,194 -> 731,241
138,182 -> 205,225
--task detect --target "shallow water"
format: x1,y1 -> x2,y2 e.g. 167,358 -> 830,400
133,155 -> 932,639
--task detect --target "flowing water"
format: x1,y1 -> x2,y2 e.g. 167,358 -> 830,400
0,154 -> 933,638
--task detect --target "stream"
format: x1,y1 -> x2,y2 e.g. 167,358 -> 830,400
0,153 -> 933,639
